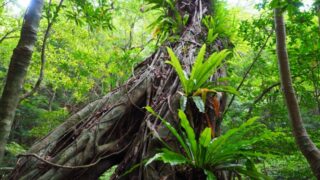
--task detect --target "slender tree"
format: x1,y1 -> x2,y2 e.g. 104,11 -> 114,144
0,0 -> 44,162
274,8 -> 320,178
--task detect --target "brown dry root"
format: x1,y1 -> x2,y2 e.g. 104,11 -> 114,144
10,1 -> 230,179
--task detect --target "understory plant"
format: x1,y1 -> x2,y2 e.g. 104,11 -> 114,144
145,106 -> 272,180
166,44 -> 238,112
145,0 -> 185,42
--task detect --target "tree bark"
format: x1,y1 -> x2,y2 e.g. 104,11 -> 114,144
0,0 -> 44,163
21,0 -> 64,101
274,8 -> 320,178
9,0 -> 229,179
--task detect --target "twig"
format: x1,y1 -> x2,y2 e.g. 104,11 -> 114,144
247,75 -> 302,117
0,29 -> 18,44
0,167 -> 14,171
223,31 -> 273,116
247,82 -> 280,116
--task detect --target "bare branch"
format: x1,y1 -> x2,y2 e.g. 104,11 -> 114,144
223,31 -> 273,116
0,29 -> 18,44
247,82 -> 280,116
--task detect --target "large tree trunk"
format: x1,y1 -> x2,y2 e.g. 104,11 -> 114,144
274,8 -> 320,178
9,1 -> 229,179
0,0 -> 44,163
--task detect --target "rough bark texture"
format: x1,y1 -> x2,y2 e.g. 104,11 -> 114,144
274,8 -> 320,178
21,0 -> 64,101
9,1 -> 229,179
0,0 -> 44,163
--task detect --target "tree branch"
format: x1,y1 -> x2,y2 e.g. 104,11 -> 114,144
0,167 -> 13,171
247,82 -> 280,116
0,29 -> 18,44
223,31 -> 273,116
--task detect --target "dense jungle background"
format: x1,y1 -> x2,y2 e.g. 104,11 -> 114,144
0,0 -> 320,179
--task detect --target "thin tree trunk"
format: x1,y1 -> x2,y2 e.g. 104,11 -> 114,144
0,0 -> 44,163
21,0 -> 64,101
274,8 -> 320,178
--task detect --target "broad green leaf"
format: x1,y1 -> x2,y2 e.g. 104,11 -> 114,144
178,110 -> 197,159
145,150 -> 188,166
145,153 -> 163,166
236,167 -> 271,180
205,117 -> 260,162
207,31 -> 218,44
145,106 -> 191,159
199,128 -> 212,147
192,96 -> 205,113
204,169 -> 216,180
166,47 -> 189,93
195,50 -> 230,90
209,86 -> 239,96
189,44 -> 207,91
165,0 -> 175,10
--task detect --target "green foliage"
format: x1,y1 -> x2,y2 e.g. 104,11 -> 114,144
146,106 -> 273,179
264,153 -> 315,179
1,0 -> 319,178
28,108 -> 68,138
99,165 -> 117,180
228,1 -> 320,178
66,0 -> 114,30
166,44 -> 237,112
145,0 -> 184,42
203,0 -> 236,40
5,142 -> 26,156
270,0 -> 303,16
167,45 -> 231,96
1,1 -> 157,169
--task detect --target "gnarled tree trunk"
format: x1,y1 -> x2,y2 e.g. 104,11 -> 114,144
9,1 -> 230,179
